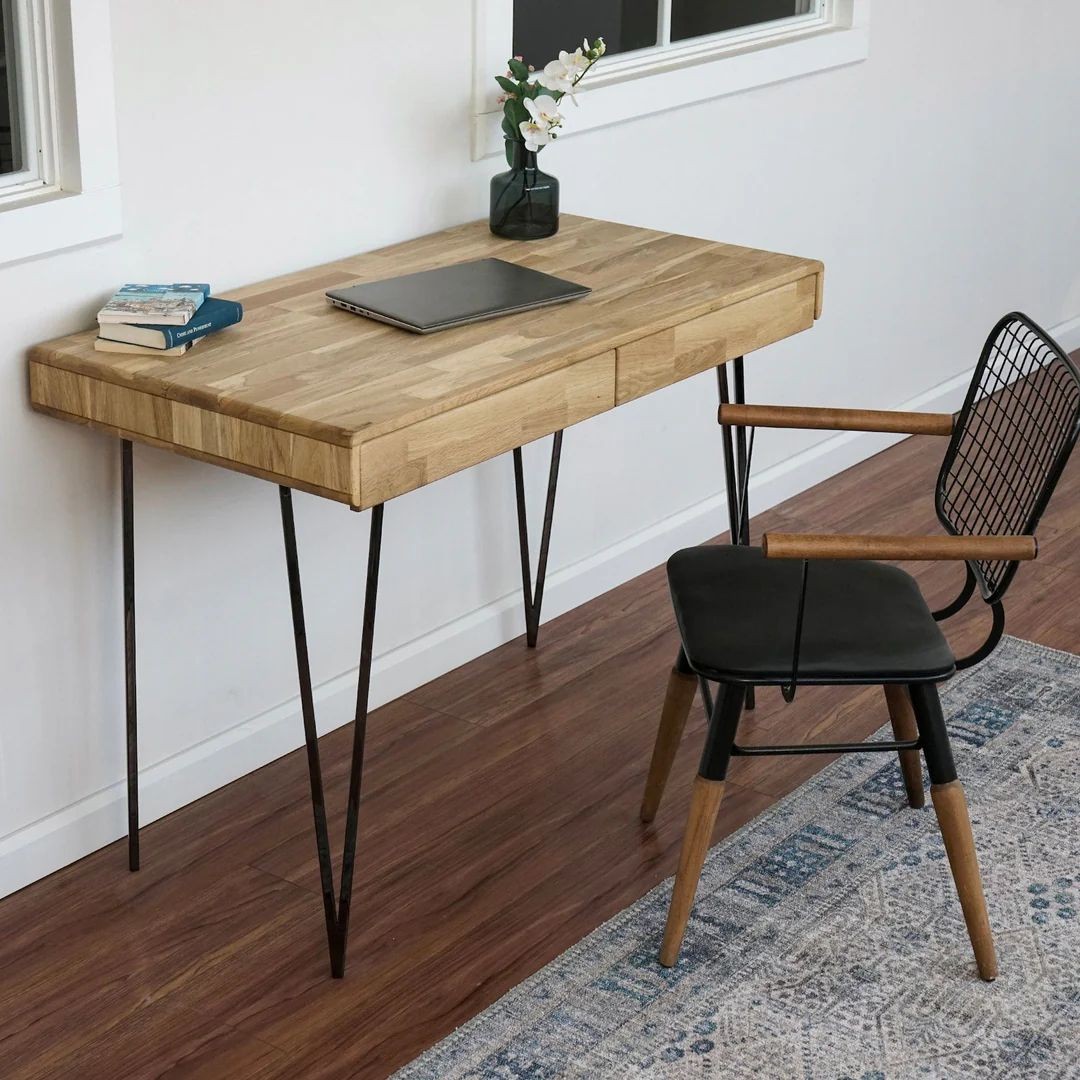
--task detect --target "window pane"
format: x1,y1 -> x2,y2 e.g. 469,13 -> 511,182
0,0 -> 23,175
513,0 -> 658,69
672,0 -> 817,42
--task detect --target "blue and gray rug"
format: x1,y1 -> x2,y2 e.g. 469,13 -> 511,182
395,637 -> 1080,1078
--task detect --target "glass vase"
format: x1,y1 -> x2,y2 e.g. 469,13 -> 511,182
489,141 -> 559,241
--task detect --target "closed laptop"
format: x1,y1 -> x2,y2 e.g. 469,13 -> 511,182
326,258 -> 591,334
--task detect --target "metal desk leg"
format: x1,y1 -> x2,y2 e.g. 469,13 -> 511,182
716,366 -> 740,544
716,360 -> 756,710
280,487 -> 384,978
122,440 -> 139,872
732,357 -> 751,545
513,430 -> 563,648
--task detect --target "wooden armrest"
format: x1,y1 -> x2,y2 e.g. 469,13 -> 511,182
718,404 -> 954,437
762,532 -> 1038,562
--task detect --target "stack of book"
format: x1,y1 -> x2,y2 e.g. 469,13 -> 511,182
96,283 -> 243,356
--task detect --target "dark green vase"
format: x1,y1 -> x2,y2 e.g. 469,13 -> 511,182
489,141 -> 559,240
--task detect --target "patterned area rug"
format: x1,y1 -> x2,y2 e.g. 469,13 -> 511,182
395,637 -> 1080,1079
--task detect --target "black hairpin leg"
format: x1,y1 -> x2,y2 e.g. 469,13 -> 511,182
716,366 -> 739,544
716,360 -> 755,710
122,440 -> 139,872
513,430 -> 563,648
280,487 -> 384,978
732,358 -> 752,545
715,360 -> 752,546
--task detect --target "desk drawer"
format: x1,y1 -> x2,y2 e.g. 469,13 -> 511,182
29,362 -> 356,503
615,276 -> 817,405
359,351 -> 616,508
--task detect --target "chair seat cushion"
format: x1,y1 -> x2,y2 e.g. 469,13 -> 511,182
667,545 -> 956,685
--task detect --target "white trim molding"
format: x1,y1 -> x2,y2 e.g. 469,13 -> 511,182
472,0 -> 870,159
0,0 -> 122,266
1050,312 -> 1080,357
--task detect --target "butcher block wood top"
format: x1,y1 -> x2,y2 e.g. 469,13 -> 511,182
29,215 -> 823,508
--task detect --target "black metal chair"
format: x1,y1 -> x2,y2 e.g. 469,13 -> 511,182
640,312 -> 1080,980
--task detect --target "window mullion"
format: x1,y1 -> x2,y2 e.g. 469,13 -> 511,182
30,0 -> 59,185
12,0 -> 41,185
658,0 -> 672,47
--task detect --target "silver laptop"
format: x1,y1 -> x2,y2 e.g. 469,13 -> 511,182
325,257 -> 591,334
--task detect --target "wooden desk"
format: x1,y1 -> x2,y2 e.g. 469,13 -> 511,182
29,215 -> 823,977
31,216 -> 822,507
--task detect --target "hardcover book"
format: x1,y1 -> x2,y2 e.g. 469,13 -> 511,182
97,283 -> 211,327
95,298 -> 244,349
94,338 -> 198,357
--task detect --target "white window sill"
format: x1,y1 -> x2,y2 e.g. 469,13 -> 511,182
0,185 -> 122,266
471,15 -> 869,161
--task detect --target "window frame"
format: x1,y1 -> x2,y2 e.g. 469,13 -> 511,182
471,0 -> 870,160
1,0 -> 56,197
0,0 -> 121,267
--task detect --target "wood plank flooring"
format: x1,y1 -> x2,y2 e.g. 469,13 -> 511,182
2,418 -> 1077,1079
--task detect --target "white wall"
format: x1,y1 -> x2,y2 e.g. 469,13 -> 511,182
2,1 -> 1078,895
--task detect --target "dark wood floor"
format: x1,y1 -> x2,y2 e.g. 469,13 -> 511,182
2,422 -> 1078,1079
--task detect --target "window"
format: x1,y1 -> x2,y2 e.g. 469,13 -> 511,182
1,0 -> 24,176
1,0 -> 60,200
0,0 -> 122,266
512,1 -> 821,68
512,1 -> 660,67
473,0 -> 868,159
672,1 -> 817,40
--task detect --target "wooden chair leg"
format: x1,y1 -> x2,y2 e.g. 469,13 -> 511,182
640,668 -> 698,823
884,684 -> 925,808
930,780 -> 998,981
659,775 -> 726,967
908,681 -> 997,982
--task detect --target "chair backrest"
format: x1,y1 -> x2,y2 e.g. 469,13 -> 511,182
937,312 -> 1080,604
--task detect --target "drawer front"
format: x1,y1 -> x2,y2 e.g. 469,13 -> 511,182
359,351 -> 616,508
30,362 -> 356,503
615,276 -> 817,405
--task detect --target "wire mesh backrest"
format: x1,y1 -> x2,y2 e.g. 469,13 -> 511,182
937,313 -> 1080,604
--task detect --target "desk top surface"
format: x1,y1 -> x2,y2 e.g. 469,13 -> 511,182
30,215 -> 821,449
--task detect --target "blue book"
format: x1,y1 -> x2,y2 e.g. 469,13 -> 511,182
98,283 -> 211,326
97,298 -> 244,350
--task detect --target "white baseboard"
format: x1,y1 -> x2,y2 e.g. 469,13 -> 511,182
1051,312 -> 1080,355
3,314 -> 1076,899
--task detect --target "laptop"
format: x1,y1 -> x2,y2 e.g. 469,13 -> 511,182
325,258 -> 591,334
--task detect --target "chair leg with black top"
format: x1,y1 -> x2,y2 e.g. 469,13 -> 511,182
640,657 -> 699,824
909,682 -> 998,981
883,684 -> 925,809
660,684 -> 746,967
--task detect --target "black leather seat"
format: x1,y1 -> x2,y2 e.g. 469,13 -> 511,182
667,545 -> 955,684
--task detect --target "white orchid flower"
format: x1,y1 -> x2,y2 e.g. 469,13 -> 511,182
537,58 -> 574,95
559,48 -> 589,81
525,95 -> 562,129
518,119 -> 553,152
